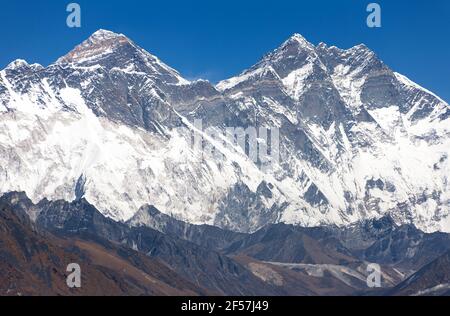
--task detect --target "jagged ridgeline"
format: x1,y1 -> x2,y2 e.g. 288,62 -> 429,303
0,30 -> 449,234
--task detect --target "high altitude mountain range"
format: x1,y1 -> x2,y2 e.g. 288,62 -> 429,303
0,29 -> 449,234
0,30 -> 449,296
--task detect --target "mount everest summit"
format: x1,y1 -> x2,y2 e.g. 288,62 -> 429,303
0,29 -> 449,234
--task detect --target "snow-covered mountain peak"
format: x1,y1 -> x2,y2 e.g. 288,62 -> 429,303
55,29 -> 133,65
350,43 -> 371,52
263,33 -> 317,64
283,33 -> 313,47
1,31 -> 449,234
3,60 -> 44,73
316,42 -> 378,67
89,29 -> 126,42
217,34 -> 317,86
217,33 -> 323,94
5,59 -> 30,71
54,30 -> 189,87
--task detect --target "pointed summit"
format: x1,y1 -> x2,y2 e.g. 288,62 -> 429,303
276,33 -> 316,53
282,33 -> 313,48
241,33 -> 321,81
56,29 -> 133,65
259,33 -> 317,66
217,33 -> 321,92
290,33 -> 306,40
5,59 -> 29,70
88,29 -> 125,42
54,29 -> 189,85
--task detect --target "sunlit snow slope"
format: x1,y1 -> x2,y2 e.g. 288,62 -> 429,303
0,30 -> 449,233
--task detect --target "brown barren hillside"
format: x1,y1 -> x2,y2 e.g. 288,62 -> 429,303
0,204 -> 208,296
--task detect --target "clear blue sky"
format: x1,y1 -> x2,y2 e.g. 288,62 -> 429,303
1,0 -> 448,102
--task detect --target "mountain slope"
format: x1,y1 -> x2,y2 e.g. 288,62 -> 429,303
3,191 -> 450,296
0,199 -> 207,296
0,30 -> 449,233
0,192 -> 283,295
214,34 -> 450,233
390,251 -> 450,296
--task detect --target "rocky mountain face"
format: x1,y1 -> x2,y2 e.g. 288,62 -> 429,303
213,35 -> 450,233
3,191 -> 450,296
0,196 -> 208,296
0,30 -> 449,234
390,251 -> 450,296
0,192 -> 285,295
